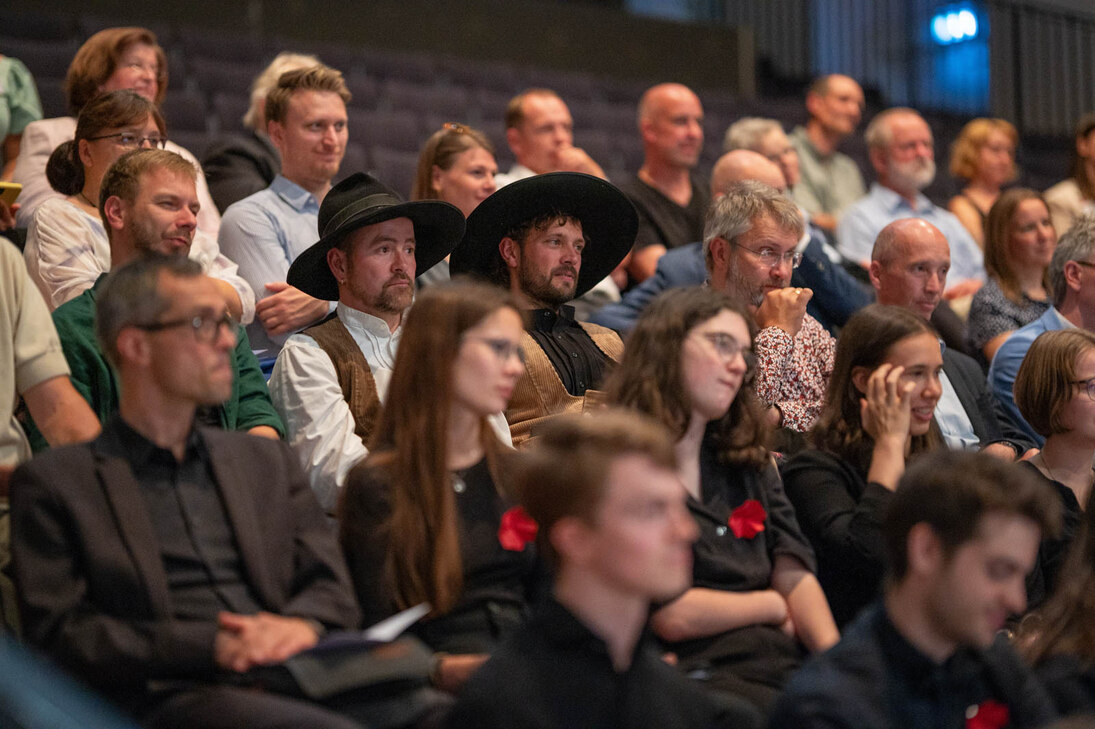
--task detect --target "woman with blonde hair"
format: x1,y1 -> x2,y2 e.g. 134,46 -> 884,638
947,117 -> 1018,248
339,279 -> 537,695
411,122 -> 498,286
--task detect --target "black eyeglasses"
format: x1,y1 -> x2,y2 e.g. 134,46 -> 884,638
85,132 -> 167,149
135,312 -> 236,343
1071,377 -> 1095,402
464,335 -> 526,364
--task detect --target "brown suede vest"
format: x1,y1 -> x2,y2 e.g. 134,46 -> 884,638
506,321 -> 624,447
303,316 -> 382,446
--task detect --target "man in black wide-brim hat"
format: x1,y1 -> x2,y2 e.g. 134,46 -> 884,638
268,172 -> 465,512
450,172 -> 638,445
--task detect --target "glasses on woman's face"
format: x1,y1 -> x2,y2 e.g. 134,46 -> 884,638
86,131 -> 168,149
694,332 -> 756,382
1071,377 -> 1095,402
464,335 -> 526,365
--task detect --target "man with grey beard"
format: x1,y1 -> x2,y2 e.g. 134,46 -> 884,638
706,180 -> 834,433
836,108 -> 984,299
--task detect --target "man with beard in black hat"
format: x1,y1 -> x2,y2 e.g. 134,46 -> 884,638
450,172 -> 637,446
269,173 -> 467,512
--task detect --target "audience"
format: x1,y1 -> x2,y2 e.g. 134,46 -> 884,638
607,287 -> 838,715
789,74 -> 866,232
620,83 -> 708,282
990,211 -> 1095,445
9,23 -> 1094,727
270,172 -> 466,511
410,122 -> 498,286
202,52 -> 320,213
968,188 -> 1056,365
1045,113 -> 1095,237
448,410 -> 761,729
450,172 -> 635,445
837,107 -> 985,299
22,89 -> 253,322
218,64 -> 350,361
340,280 -> 534,695
947,117 -> 1019,249
1013,329 -> 1092,608
705,181 -> 833,433
771,450 -> 1060,729
23,148 -> 282,451
782,305 -> 944,627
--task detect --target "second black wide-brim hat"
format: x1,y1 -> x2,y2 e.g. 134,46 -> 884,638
288,172 -> 466,301
450,172 -> 638,299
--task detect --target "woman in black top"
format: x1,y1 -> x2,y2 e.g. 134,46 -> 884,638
782,305 -> 944,628
1013,329 -> 1093,608
1022,491 -> 1095,716
339,280 -> 537,694
606,287 -> 838,715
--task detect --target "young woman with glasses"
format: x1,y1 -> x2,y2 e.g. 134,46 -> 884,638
339,280 -> 539,695
606,285 -> 838,717
24,90 -> 165,309
1012,328 -> 1093,609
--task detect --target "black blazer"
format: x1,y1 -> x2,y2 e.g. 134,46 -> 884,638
10,426 -> 360,698
943,347 -> 1034,453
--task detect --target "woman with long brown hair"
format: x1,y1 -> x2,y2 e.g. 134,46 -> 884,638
339,279 -> 536,694
607,286 -> 837,717
782,304 -> 944,627
1046,113 -> 1095,238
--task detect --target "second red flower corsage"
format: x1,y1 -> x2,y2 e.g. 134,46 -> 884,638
966,700 -> 1009,729
728,499 -> 767,539
498,506 -> 538,551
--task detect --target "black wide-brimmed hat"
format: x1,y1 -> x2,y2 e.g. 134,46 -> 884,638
450,172 -> 638,299
287,173 -> 466,300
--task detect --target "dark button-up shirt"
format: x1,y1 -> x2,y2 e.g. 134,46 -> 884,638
448,596 -> 760,729
769,602 -> 1058,729
100,418 -> 261,621
527,305 -> 609,396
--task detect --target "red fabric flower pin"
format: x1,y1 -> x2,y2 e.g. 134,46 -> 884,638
966,700 -> 1010,729
498,506 -> 538,551
728,499 -> 767,539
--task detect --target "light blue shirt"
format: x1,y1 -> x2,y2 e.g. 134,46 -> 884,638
988,306 -> 1074,446
218,175 -> 324,358
934,341 -> 980,451
836,183 -> 985,285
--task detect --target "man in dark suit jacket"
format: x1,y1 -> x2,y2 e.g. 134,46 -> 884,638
592,150 -> 873,335
9,255 -> 409,729
869,218 -> 1033,457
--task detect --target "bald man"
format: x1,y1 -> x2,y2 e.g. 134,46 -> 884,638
592,150 -> 872,334
790,74 -> 867,231
870,218 -> 1031,460
619,83 -> 709,282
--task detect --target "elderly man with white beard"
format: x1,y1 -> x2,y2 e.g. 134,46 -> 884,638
836,108 -> 984,300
